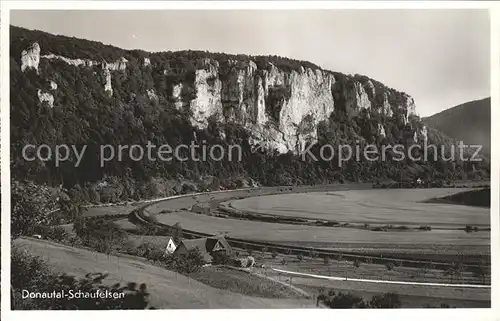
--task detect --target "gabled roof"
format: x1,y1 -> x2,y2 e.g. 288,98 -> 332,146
180,238 -> 209,252
206,235 -> 232,254
174,236 -> 232,262
175,238 -> 213,262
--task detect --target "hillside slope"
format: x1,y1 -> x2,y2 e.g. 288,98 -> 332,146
423,98 -> 490,153
15,238 -> 317,308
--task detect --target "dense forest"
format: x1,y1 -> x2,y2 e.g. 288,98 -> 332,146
10,26 -> 489,203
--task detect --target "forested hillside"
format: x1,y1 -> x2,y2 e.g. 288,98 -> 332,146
423,98 -> 491,154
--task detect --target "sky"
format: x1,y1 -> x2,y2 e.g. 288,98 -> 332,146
10,9 -> 490,116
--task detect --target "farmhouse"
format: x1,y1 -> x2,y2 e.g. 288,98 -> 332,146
174,236 -> 232,263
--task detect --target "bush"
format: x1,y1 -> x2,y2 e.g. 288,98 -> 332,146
211,251 -> 232,265
418,225 -> 432,231
323,256 -> 330,265
320,291 -> 368,308
11,180 -> 58,238
369,292 -> 402,308
168,248 -> 205,274
136,242 -> 165,261
297,253 -> 304,262
271,251 -> 278,259
353,259 -> 361,268
386,262 -> 395,271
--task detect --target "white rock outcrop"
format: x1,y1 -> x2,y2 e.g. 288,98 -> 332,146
21,43 -> 41,73
413,125 -> 428,143
147,88 -> 158,100
187,59 -> 336,153
377,123 -> 386,138
50,80 -> 58,90
172,83 -> 185,109
403,94 -> 417,124
343,80 -> 371,117
105,57 -> 128,71
103,67 -> 112,95
382,93 -> 393,117
144,58 -> 151,67
42,53 -> 96,67
38,89 -> 54,107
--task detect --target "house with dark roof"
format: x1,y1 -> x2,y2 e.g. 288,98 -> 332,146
174,236 -> 232,263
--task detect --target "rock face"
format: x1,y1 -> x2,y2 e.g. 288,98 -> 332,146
413,125 -> 428,143
20,42 -> 420,154
377,123 -> 386,138
50,80 -> 58,90
102,67 -> 112,95
37,89 -> 54,108
188,59 -> 337,153
21,42 -> 41,73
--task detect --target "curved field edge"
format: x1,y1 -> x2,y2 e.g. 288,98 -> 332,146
225,188 -> 490,228
136,188 -> 490,265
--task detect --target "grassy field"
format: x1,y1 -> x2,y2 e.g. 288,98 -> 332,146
252,252 -> 490,285
189,266 -> 303,299
227,188 -> 490,228
151,210 -> 489,248
250,254 -> 490,308
15,238 -> 318,309
144,188 -> 489,255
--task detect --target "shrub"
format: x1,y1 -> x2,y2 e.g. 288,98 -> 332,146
211,251 -> 232,265
418,225 -> 432,231
11,180 -> 58,238
297,253 -> 304,262
271,251 -> 278,259
320,291 -> 368,308
353,259 -> 361,268
137,242 -> 165,261
465,225 -> 474,233
369,292 -> 401,308
323,256 -> 330,265
172,248 -> 205,274
386,262 -> 395,271
48,226 -> 70,242
281,258 -> 287,265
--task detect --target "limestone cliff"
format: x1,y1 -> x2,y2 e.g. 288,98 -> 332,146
18,39 -> 421,154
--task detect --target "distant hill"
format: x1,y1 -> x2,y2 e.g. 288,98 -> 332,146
422,98 -> 491,154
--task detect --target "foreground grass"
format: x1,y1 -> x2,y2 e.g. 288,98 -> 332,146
189,266 -> 302,299
15,238 -> 318,308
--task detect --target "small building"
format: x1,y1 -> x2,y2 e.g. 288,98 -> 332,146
174,236 -> 232,263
